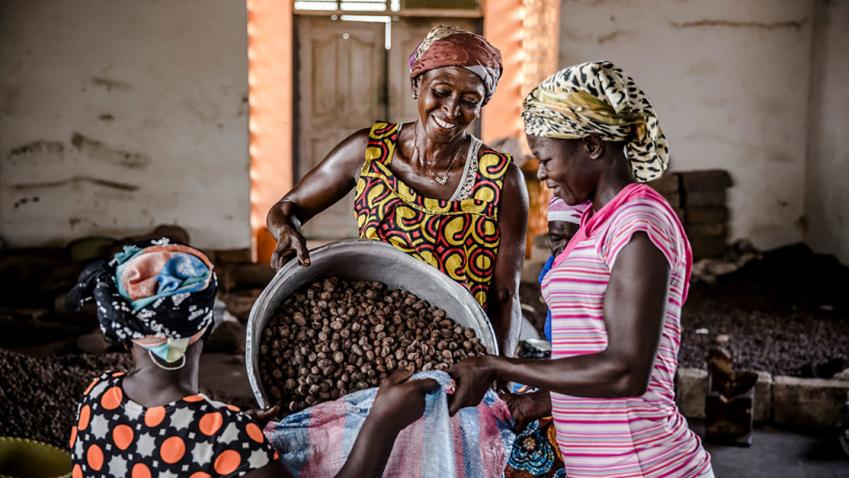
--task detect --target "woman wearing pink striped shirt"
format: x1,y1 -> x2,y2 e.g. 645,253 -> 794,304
449,61 -> 712,478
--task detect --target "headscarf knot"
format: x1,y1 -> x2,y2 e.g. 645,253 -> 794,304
68,238 -> 217,365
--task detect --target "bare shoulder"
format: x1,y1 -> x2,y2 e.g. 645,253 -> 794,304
501,161 -> 528,204
497,161 -> 528,240
316,127 -> 373,181
343,127 -> 372,148
332,127 -> 371,162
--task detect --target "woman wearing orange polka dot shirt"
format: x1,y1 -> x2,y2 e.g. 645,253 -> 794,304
68,240 -> 437,477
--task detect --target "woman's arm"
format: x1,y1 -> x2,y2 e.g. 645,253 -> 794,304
267,128 -> 370,268
487,162 -> 529,355
245,418 -> 403,478
335,369 -> 438,477
450,232 -> 669,414
246,369 -> 438,478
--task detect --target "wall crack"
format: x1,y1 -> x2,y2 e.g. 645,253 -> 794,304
670,18 -> 807,31
13,176 -> 138,192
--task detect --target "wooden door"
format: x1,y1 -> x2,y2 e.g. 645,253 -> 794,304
296,17 -> 386,239
388,17 -> 480,126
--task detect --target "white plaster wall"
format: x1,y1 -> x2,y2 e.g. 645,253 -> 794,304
559,0 -> 814,250
0,0 -> 250,249
806,0 -> 849,264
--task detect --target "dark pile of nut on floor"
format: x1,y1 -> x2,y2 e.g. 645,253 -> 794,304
0,350 -> 133,447
259,277 -> 487,414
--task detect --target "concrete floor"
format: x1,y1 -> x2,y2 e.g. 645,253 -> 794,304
200,353 -> 849,477
692,422 -> 849,477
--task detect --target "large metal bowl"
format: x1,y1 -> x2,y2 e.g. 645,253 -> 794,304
245,239 -> 498,408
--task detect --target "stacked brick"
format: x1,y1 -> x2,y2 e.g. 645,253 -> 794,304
648,170 -> 732,259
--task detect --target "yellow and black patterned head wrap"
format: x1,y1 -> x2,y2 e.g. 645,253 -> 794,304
522,61 -> 669,182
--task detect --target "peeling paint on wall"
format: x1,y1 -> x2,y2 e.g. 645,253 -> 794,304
670,19 -> 807,31
596,30 -> 628,44
91,76 -> 131,92
70,133 -> 150,169
12,196 -> 39,208
8,140 -> 64,158
0,0 -> 250,249
13,176 -> 138,192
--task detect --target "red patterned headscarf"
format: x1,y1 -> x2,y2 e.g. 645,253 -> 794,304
409,25 -> 502,105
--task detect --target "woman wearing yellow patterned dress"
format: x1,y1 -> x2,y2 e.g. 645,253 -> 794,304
266,25 -> 528,354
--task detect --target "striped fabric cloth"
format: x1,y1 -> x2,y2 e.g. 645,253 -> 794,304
265,371 -> 514,478
541,183 -> 710,477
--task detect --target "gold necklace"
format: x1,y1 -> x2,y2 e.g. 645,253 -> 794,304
411,125 -> 464,185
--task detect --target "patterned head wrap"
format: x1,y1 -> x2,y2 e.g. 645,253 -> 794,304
522,61 -> 669,182
68,238 -> 217,367
409,24 -> 502,105
548,197 -> 590,224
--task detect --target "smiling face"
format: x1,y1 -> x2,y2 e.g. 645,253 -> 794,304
416,67 -> 485,143
528,134 -> 599,206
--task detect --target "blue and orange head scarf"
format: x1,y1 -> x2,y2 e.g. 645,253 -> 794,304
68,238 -> 216,366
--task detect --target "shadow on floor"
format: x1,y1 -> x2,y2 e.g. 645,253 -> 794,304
689,421 -> 849,477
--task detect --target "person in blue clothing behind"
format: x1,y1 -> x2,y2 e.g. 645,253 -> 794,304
503,196 -> 589,478
538,196 -> 589,341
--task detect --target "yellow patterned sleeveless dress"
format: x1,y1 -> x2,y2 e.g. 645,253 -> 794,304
353,121 -> 512,308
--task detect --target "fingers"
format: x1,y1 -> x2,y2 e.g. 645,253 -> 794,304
447,358 -> 470,379
413,378 -> 440,393
447,365 -> 463,416
270,229 -> 311,269
271,252 -> 285,270
245,404 -> 279,423
383,366 -> 414,386
447,367 -> 462,383
290,234 -> 311,266
271,241 -> 293,270
270,248 -> 281,269
251,404 -> 280,426
447,376 -> 482,416
448,393 -> 464,416
514,417 -> 529,433
258,404 -> 280,420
